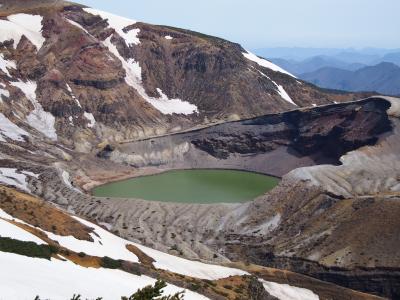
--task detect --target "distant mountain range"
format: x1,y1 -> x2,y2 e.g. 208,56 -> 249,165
270,56 -> 366,75
254,47 -> 400,62
300,62 -> 400,96
254,47 -> 400,96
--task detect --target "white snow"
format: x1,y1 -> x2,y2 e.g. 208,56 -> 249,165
0,218 -> 45,244
151,88 -> 198,115
0,113 -> 29,142
83,8 -> 197,115
66,83 -> 82,107
165,35 -> 173,40
257,70 -> 297,106
243,51 -> 295,77
0,251 -> 209,300
136,242 -> 248,280
84,112 -> 96,128
261,280 -> 319,300
43,216 -> 139,263
83,8 -> 140,46
44,215 -> 247,280
0,53 -> 16,77
0,83 -> 10,99
61,170 -> 72,187
0,13 -> 45,50
60,169 -> 81,193
0,209 -> 15,220
275,84 -> 296,106
10,80 -> 57,140
21,170 -> 40,179
65,18 -> 91,36
0,168 -> 31,192
104,37 -> 198,115
73,217 -> 246,279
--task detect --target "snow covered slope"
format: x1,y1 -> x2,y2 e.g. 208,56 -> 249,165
0,13 -> 45,50
0,202 -> 320,300
0,251 -> 209,300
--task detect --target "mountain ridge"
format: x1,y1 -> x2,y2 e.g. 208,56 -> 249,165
300,62 -> 400,96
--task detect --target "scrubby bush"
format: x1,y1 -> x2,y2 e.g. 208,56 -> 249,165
34,280 -> 184,299
0,237 -> 57,259
100,256 -> 122,269
122,280 -> 184,300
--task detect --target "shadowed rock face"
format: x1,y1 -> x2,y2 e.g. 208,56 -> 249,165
191,98 -> 391,163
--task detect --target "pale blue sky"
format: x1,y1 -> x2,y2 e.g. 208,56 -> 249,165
74,0 -> 400,49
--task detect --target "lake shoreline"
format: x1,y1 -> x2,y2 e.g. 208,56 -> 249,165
89,166 -> 282,194
91,168 -> 280,204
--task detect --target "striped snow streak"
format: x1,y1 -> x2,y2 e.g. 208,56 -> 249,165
10,80 -> 57,140
243,51 -> 295,77
83,8 -> 198,115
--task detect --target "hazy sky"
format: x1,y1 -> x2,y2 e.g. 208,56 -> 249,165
74,0 -> 400,49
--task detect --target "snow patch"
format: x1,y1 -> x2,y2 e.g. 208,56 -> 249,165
0,113 -> 29,142
66,83 -> 82,107
66,18 -> 91,36
22,170 -> 40,179
261,280 -> 319,300
165,35 -> 173,40
10,80 -> 57,140
103,37 -> 198,115
0,168 -> 31,192
151,88 -> 198,115
83,8 -> 140,46
275,84 -> 296,106
0,84 -> 10,99
69,216 -> 247,280
0,13 -> 45,50
0,217 -> 46,244
243,51 -> 295,77
0,53 -> 16,77
258,70 -> 297,106
60,169 -> 81,193
136,242 -> 248,280
84,112 -> 96,128
0,251 -> 209,300
43,216 -> 140,263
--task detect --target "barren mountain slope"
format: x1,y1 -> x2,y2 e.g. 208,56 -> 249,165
0,0 -> 371,149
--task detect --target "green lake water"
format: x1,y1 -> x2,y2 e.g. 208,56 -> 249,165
92,169 -> 279,203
